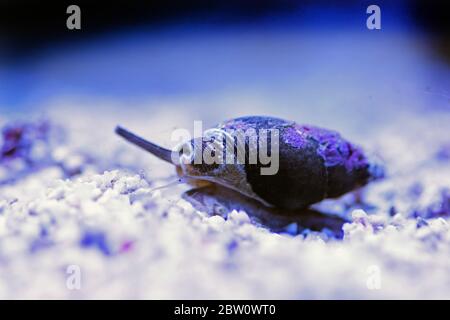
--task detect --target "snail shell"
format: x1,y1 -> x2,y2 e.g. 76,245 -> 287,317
116,116 -> 384,210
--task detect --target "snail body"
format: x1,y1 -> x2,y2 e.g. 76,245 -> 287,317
116,116 -> 384,210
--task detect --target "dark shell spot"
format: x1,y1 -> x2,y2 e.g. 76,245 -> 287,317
245,136 -> 327,209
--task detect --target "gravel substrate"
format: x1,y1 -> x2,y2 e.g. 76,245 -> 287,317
0,106 -> 449,299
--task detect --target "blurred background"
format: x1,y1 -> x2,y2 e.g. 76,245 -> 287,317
0,0 -> 449,134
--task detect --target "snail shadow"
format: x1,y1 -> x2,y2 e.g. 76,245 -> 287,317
182,185 -> 348,239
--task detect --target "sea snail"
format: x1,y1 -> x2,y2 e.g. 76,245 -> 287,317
115,116 -> 384,210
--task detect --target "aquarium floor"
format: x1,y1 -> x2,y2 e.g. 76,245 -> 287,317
0,106 -> 449,299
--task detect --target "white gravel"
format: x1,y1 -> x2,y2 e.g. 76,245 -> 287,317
0,105 -> 450,299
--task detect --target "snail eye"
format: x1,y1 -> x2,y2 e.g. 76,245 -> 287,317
178,141 -> 194,164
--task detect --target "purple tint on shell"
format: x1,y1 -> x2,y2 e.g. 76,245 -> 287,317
217,117 -> 374,179
282,127 -> 307,149
218,116 -> 288,132
346,145 -> 369,170
296,124 -> 369,171
219,119 -> 248,131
